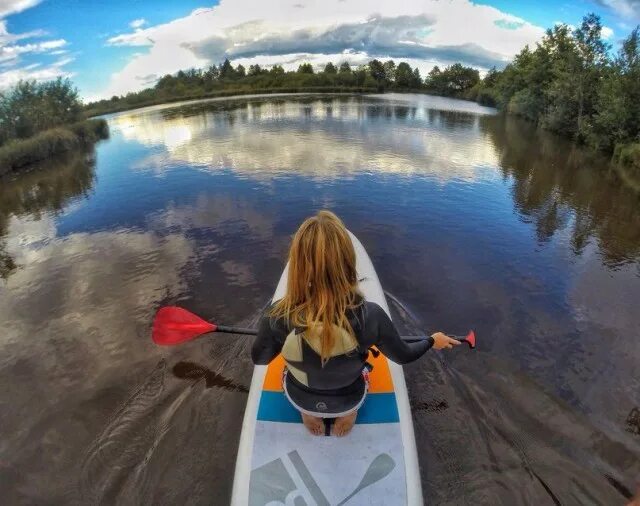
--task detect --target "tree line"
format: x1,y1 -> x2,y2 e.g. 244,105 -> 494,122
473,14 -> 639,167
84,58 -> 482,116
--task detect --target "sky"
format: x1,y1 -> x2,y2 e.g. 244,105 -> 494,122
0,0 -> 638,101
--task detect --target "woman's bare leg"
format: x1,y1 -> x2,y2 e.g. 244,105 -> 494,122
301,412 -> 324,436
333,410 -> 357,436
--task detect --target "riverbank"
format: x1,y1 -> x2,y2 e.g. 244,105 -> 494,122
84,86 -> 378,117
0,119 -> 109,176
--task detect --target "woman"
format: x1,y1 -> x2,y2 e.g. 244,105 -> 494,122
251,210 -> 460,436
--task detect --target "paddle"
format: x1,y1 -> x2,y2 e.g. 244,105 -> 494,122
152,306 -> 476,349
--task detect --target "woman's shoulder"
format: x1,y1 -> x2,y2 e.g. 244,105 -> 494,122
260,302 -> 291,332
348,297 -> 388,325
359,299 -> 387,316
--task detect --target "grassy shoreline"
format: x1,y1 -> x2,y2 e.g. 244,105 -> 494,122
0,119 -> 109,177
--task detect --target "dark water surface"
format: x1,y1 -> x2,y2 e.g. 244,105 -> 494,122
1,94 -> 639,505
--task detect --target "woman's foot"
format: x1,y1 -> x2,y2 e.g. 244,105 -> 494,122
333,410 -> 357,437
301,413 -> 324,436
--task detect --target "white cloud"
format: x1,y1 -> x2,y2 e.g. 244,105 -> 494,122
0,47 -> 70,89
130,18 -> 146,30
100,0 -> 545,98
0,56 -> 74,89
601,25 -> 614,39
0,0 -> 40,18
595,0 -> 640,20
0,38 -> 67,63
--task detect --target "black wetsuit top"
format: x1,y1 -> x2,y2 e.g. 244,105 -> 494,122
252,300 -> 434,391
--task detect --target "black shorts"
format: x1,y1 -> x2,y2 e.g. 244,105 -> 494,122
283,370 -> 368,418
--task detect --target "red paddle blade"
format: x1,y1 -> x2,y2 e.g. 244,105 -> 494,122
465,330 -> 476,349
152,306 -> 217,346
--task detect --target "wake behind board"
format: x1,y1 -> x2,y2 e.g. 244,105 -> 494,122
231,231 -> 422,505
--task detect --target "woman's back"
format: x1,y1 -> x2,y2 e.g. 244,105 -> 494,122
252,298 -> 434,390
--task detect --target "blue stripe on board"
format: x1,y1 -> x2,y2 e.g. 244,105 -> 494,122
257,391 -> 400,424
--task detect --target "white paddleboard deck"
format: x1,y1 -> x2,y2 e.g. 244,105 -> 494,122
231,231 -> 422,505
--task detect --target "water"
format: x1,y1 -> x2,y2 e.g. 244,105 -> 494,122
1,93 -> 639,504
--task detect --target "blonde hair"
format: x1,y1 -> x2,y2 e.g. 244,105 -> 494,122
271,210 -> 360,365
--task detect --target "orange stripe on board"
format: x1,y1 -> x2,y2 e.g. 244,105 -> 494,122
262,349 -> 394,393
367,347 -> 394,393
263,354 -> 286,392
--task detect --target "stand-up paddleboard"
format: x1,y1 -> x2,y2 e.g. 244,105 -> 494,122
231,231 -> 422,505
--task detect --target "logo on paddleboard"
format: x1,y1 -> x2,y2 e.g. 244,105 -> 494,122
249,451 -> 395,506
315,401 -> 328,411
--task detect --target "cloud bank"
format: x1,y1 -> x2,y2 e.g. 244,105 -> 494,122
101,0 -> 545,98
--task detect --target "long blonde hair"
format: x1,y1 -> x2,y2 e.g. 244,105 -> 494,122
271,210 -> 360,364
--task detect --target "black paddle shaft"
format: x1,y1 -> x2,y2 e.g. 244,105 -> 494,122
214,324 -> 467,345
402,334 -> 467,343
216,325 -> 258,335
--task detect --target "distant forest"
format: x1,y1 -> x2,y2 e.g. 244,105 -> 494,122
84,58 -> 445,116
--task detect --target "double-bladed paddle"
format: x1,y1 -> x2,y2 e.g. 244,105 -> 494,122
152,306 -> 476,349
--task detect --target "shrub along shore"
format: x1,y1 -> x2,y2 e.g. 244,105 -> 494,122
0,119 -> 109,176
0,78 -> 109,176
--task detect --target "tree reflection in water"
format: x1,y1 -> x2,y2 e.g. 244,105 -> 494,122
481,114 -> 640,268
0,150 -> 96,279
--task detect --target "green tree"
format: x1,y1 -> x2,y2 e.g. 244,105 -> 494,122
542,23 -> 585,136
383,60 -> 396,83
236,64 -> 246,78
248,64 -> 263,76
324,62 -> 337,74
219,59 -> 235,79
297,63 -> 314,74
425,66 -> 442,93
411,67 -> 422,88
354,66 -> 368,86
368,59 -> 385,82
395,62 -> 414,88
338,62 -> 351,73
573,13 -> 609,139
204,64 -> 220,81
425,63 -> 479,97
593,27 -> 640,150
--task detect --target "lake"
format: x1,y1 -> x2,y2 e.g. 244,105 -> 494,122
1,93 -> 639,504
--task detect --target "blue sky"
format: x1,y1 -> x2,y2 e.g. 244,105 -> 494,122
0,0 -> 637,101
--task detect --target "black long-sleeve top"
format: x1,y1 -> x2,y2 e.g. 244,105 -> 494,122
251,299 -> 434,391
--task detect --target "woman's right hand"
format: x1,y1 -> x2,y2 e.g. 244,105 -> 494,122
431,332 -> 462,350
